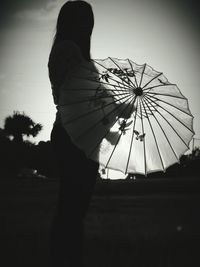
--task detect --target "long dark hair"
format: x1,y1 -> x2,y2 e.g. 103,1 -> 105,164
52,0 -> 94,61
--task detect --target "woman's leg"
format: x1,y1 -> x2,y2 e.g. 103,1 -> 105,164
49,124 -> 98,266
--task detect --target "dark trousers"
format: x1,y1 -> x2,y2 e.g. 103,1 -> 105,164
50,124 -> 99,267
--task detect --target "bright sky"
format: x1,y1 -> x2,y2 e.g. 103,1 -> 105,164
0,0 -> 200,148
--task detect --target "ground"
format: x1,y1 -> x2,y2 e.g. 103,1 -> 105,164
0,176 -> 200,267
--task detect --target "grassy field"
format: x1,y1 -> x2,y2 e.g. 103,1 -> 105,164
1,176 -> 200,267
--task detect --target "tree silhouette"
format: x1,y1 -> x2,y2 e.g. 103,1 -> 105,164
4,111 -> 42,144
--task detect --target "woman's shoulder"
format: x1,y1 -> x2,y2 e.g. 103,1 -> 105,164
50,40 -> 82,60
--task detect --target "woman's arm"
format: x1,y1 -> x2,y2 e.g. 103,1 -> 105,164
48,40 -> 83,104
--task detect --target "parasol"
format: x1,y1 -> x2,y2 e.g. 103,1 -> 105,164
58,57 -> 194,175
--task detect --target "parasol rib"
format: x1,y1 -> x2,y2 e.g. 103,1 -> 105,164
73,75 -> 129,92
76,94 -> 134,143
128,59 -> 139,87
92,59 -> 133,90
145,92 -> 186,100
143,83 -> 175,92
142,72 -> 163,89
89,96 -> 136,161
144,94 -> 194,133
139,98 -> 147,175
143,97 -> 179,162
104,97 -> 137,169
141,98 -> 165,171
143,95 -> 190,149
59,91 -> 130,106
59,92 -> 131,124
139,64 -> 146,87
108,57 -> 136,89
61,87 -> 128,92
144,93 -> 192,118
79,63 -> 131,91
125,97 -> 139,173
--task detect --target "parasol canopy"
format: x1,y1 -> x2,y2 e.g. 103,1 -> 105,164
58,57 -> 194,175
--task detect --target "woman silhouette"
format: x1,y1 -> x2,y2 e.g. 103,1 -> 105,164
48,1 -> 99,266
